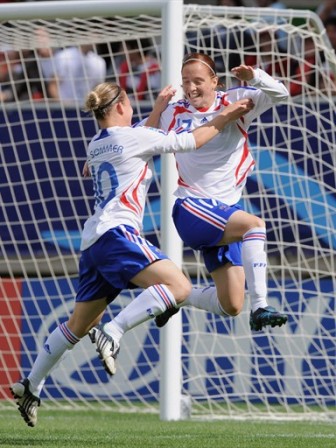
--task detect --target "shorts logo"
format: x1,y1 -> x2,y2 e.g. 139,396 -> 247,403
219,205 -> 230,211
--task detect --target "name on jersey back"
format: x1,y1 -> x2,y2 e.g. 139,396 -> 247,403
90,144 -> 124,158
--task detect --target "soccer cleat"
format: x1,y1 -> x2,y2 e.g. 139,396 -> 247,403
250,306 -> 288,331
154,307 -> 179,328
10,378 -> 40,427
89,324 -> 120,376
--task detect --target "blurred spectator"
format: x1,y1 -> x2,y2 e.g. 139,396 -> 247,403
35,26 -> 56,81
37,31 -> 106,104
0,47 -> 16,102
322,17 -> 336,91
244,29 -> 287,78
117,39 -> 161,101
216,0 -> 244,6
254,0 -> 286,9
215,0 -> 252,71
253,0 -> 288,51
187,0 -> 253,73
316,0 -> 336,24
0,47 -> 43,102
15,50 -> 44,100
325,16 -> 336,50
289,36 -> 320,96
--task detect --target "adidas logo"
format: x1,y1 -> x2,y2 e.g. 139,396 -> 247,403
201,117 -> 208,124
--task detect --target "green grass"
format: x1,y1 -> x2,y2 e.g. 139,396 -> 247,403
1,409 -> 335,448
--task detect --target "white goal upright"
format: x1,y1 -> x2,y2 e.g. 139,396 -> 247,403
0,1 -> 335,421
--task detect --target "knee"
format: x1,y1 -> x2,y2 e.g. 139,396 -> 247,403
247,216 -> 265,230
217,290 -> 244,317
171,279 -> 192,305
240,216 -> 266,240
222,302 -> 243,317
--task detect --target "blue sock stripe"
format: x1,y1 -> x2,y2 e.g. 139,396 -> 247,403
243,230 -> 266,242
59,322 -> 80,345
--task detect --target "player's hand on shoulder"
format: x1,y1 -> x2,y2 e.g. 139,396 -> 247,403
231,65 -> 255,82
224,98 -> 254,121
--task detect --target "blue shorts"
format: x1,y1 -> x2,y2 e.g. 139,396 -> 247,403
76,225 -> 168,303
172,197 -> 242,273
202,243 -> 242,273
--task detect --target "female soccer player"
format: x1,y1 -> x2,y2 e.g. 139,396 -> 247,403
150,53 -> 289,331
87,54 -> 289,380
10,81 -> 253,427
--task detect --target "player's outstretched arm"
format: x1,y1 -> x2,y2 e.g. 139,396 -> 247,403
231,64 -> 289,103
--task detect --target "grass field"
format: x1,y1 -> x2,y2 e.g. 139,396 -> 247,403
1,409 -> 335,448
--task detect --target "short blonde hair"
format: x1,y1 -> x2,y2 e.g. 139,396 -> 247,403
84,83 -> 124,120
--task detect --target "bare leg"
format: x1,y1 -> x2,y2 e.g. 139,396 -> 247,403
211,263 -> 245,315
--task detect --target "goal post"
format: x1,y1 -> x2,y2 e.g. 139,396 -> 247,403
0,1 -> 335,421
159,0 -> 185,422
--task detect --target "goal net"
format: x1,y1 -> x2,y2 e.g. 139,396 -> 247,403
0,2 -> 335,421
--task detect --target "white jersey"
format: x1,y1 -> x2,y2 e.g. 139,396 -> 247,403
158,68 -> 289,205
81,126 -> 196,250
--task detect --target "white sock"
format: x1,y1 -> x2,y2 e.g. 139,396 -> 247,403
28,322 -> 80,396
178,286 -> 228,316
104,284 -> 176,343
242,227 -> 268,312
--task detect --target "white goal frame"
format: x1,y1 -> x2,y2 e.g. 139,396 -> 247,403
0,1 -> 335,422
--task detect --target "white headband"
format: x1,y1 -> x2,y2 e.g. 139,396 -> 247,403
182,58 -> 217,76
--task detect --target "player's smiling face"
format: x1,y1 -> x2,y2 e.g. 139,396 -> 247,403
181,62 -> 218,109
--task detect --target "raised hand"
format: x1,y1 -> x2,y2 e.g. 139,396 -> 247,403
231,65 -> 255,82
152,84 -> 177,114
